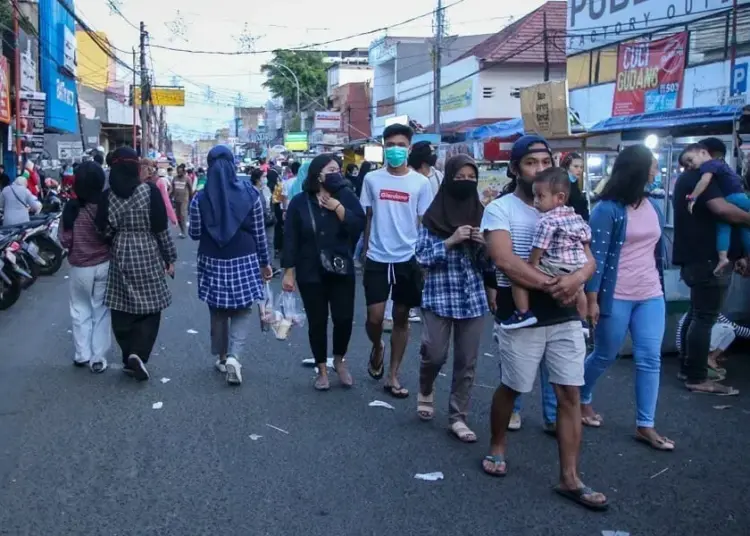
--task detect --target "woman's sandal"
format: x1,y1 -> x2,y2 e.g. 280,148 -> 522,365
450,421 -> 477,443
367,342 -> 385,380
553,484 -> 609,511
334,358 -> 353,387
635,430 -> 675,451
417,392 -> 434,421
384,384 -> 409,398
481,454 -> 507,477
581,414 -> 603,428
314,372 -> 330,391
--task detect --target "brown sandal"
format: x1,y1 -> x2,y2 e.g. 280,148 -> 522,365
635,431 -> 675,451
417,392 -> 434,421
334,358 -> 353,387
450,421 -> 477,443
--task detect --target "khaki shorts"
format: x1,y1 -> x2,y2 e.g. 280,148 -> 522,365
537,258 -> 584,278
495,320 -> 585,393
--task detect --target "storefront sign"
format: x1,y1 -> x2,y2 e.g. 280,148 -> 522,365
132,86 -> 186,107
313,111 -> 342,131
58,141 -> 83,160
520,80 -> 571,138
62,26 -> 76,76
18,91 -> 46,155
0,57 -> 11,125
284,132 -> 308,151
440,79 -> 473,112
567,0 -> 749,54
19,29 -> 38,91
612,33 -> 687,117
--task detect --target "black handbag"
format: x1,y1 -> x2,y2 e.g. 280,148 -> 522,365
306,196 -> 349,275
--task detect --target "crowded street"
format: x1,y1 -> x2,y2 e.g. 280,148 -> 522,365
0,235 -> 748,536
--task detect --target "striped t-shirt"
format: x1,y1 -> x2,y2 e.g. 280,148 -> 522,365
675,313 -> 749,353
481,191 -> 579,326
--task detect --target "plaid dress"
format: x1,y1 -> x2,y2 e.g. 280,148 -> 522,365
103,183 -> 178,314
189,194 -> 269,309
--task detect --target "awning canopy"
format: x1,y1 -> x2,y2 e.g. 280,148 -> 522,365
588,106 -> 745,134
465,118 -> 525,140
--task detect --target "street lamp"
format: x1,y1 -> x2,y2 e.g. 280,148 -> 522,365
273,62 -> 301,116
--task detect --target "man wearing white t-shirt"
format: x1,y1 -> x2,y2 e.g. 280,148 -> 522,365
281,161 -> 300,214
361,123 -> 433,398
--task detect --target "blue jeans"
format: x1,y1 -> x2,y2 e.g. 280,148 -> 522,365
354,236 -> 364,261
580,296 -> 665,428
511,363 -> 558,424
717,192 -> 750,253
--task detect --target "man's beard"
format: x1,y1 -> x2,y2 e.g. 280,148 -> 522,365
517,177 -> 534,197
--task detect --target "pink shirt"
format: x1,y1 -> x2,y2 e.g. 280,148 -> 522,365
614,201 -> 662,300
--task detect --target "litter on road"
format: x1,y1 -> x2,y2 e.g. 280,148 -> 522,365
265,424 -> 289,435
369,400 -> 395,410
249,434 -> 263,441
414,472 -> 444,481
152,402 -> 164,410
160,378 -> 171,384
186,329 -> 198,334
650,467 -> 669,479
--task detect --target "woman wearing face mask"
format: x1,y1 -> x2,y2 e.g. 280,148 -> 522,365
416,154 -> 489,442
560,152 -> 589,221
282,153 -> 366,390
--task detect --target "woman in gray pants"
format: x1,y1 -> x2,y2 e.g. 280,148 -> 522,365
415,154 -> 490,443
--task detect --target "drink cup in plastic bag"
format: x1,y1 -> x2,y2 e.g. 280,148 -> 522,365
258,281 -> 275,332
273,290 -> 305,339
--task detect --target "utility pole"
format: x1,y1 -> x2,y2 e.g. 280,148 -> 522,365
139,21 -> 149,156
11,0 -> 22,170
132,47 -> 137,147
730,0 -> 739,90
433,0 -> 444,136
543,10 -> 550,82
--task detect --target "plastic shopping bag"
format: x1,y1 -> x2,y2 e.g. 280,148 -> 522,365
258,281 -> 275,332
272,290 -> 306,340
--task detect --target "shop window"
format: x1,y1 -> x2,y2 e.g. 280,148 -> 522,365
687,10 -> 750,65
482,87 -> 494,99
594,46 -> 617,84
567,53 -> 592,89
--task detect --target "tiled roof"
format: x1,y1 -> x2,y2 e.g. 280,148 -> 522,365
454,1 -> 567,65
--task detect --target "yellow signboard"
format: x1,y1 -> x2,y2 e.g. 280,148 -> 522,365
132,86 -> 185,107
440,79 -> 473,111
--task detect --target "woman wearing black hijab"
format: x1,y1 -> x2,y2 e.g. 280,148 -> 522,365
415,154 -> 490,443
59,162 -> 111,373
267,168 -> 285,256
96,147 -> 178,381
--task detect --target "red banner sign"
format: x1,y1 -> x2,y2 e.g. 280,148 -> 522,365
0,57 -> 10,125
612,32 -> 688,117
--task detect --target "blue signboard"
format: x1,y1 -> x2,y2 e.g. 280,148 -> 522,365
732,63 -> 748,96
38,0 -> 79,133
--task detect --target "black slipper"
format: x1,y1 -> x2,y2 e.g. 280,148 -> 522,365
383,384 -> 409,399
553,485 -> 609,511
367,343 -> 384,380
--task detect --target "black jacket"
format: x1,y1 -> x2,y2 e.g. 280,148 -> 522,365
567,180 -> 590,222
282,187 -> 365,283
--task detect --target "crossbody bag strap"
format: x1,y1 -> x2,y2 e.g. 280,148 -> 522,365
305,195 -> 321,251
10,186 -> 30,209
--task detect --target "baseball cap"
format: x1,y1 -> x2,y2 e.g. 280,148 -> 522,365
508,134 -> 552,178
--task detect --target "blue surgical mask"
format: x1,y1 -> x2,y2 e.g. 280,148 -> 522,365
568,172 -> 577,183
384,146 -> 408,168
646,174 -> 662,191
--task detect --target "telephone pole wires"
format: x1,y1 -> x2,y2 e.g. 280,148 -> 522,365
139,22 -> 150,155
433,0 -> 444,136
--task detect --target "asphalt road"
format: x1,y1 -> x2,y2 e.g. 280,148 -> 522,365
1,236 -> 749,536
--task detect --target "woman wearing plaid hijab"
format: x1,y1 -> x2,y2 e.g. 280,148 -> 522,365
97,147 -> 177,381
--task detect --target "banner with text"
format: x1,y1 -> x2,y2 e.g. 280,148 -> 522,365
612,33 -> 687,117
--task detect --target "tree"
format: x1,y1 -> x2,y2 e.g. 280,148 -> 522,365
261,50 -> 327,113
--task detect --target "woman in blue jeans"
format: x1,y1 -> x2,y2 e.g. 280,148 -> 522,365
582,145 -> 674,451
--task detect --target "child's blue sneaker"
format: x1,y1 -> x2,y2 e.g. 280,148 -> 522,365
500,310 -> 538,330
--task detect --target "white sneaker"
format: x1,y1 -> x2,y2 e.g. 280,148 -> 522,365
215,359 -> 227,373
507,411 -> 522,431
90,358 -> 108,374
225,356 -> 242,385
127,354 -> 149,381
408,309 -> 421,323
383,319 -> 393,333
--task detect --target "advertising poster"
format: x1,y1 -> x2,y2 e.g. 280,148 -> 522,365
440,79 -> 473,111
18,91 -> 46,155
612,33 -> 688,117
0,57 -> 10,124
313,111 -> 342,131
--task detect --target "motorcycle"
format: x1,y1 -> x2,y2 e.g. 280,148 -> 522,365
21,213 -> 65,276
0,230 -> 35,310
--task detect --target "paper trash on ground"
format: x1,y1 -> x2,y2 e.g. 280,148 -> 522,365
414,472 -> 444,481
249,434 -> 263,441
483,353 -> 493,357
186,329 -> 198,334
369,400 -> 395,410
152,402 -> 163,410
160,378 -> 171,384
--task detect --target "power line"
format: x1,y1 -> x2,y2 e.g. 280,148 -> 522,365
148,0 -> 467,55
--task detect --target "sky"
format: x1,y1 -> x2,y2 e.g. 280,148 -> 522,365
76,0 -> 548,142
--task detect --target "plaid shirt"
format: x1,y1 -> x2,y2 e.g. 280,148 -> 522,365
532,205 -> 591,267
102,183 -> 178,314
189,195 -> 269,309
415,227 -> 489,319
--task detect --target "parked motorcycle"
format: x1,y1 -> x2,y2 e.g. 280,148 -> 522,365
22,213 -> 65,276
0,230 -> 35,310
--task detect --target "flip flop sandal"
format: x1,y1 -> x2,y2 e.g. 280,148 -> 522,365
417,392 -> 434,421
581,415 -> 603,427
635,432 -> 675,451
334,359 -> 353,387
481,455 -> 507,477
314,375 -> 330,391
450,421 -> 477,443
367,343 -> 385,380
384,384 -> 409,399
553,485 -> 609,512
685,382 -> 739,396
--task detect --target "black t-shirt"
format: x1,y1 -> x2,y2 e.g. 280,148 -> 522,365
672,169 -> 742,265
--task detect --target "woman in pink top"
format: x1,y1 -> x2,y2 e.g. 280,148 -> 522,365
581,145 -> 674,452
141,159 -> 177,226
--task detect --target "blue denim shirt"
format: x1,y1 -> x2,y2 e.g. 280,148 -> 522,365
585,198 -> 665,317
